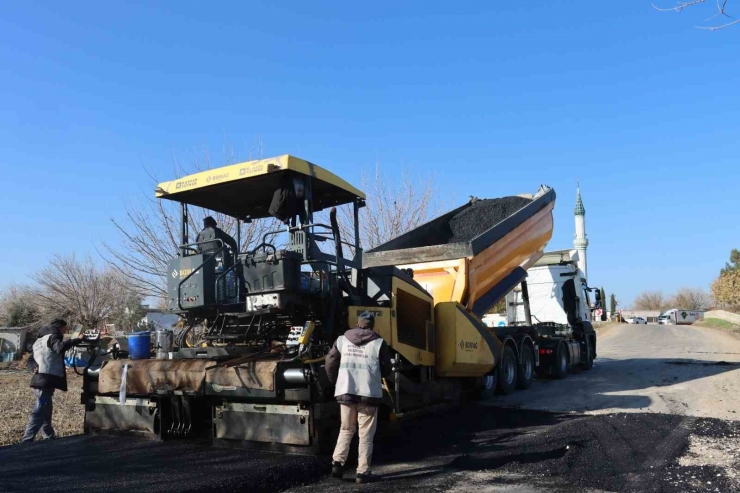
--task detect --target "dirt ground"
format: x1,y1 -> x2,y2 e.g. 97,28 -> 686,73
0,370 -> 85,446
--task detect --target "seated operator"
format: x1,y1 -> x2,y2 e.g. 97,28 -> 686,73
196,216 -> 238,260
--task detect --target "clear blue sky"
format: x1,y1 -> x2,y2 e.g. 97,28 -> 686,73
1,1 -> 738,307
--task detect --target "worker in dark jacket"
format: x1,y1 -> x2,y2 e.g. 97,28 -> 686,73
196,216 -> 238,258
22,319 -> 84,442
196,216 -> 240,303
325,312 -> 392,484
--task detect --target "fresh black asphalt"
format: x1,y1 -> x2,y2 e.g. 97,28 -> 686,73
1,407 -> 736,493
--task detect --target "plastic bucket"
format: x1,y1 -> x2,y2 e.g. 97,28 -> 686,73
127,331 -> 152,360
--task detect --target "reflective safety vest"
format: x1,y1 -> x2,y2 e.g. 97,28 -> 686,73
33,334 -> 65,379
334,336 -> 383,399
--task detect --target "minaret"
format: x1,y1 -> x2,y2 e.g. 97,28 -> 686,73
574,182 -> 588,280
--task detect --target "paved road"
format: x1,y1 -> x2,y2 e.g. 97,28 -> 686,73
3,324 -> 739,492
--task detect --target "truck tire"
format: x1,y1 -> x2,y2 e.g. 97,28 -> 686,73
516,344 -> 534,390
580,337 -> 594,371
552,343 -> 568,379
497,346 -> 518,395
479,370 -> 497,399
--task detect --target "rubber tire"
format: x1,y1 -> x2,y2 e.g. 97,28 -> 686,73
480,370 -> 497,399
552,343 -> 568,379
516,344 -> 535,390
496,346 -> 518,395
580,337 -> 594,371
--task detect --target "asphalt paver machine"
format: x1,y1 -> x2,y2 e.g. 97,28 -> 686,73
81,154 -> 565,453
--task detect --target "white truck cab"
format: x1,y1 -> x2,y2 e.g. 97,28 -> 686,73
505,250 -> 593,326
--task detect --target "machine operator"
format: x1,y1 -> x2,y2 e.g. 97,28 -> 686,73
196,216 -> 238,259
196,216 -> 240,303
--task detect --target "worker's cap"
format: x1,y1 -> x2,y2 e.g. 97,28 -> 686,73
50,318 -> 68,328
357,311 -> 375,328
203,216 -> 217,228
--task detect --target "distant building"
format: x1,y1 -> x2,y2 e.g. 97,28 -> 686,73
621,310 -> 661,323
140,305 -> 180,331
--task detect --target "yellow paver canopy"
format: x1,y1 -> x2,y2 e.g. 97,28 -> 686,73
155,154 -> 365,219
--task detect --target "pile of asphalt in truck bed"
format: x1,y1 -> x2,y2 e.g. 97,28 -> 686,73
448,196 -> 532,243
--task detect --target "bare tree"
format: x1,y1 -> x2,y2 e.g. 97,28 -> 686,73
31,254 -> 129,330
632,290 -> 669,311
103,147 -> 278,298
0,284 -> 42,329
669,286 -> 714,310
337,163 -> 447,254
653,1 -> 739,30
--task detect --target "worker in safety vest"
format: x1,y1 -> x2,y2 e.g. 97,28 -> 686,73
325,311 -> 392,484
22,319 -> 85,442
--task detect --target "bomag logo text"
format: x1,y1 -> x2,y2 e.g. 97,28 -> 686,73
356,310 -> 382,317
239,164 -> 264,176
207,173 -> 229,183
177,268 -> 194,278
459,340 -> 478,350
176,178 -> 198,190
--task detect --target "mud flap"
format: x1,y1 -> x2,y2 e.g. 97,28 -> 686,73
214,402 -> 311,446
85,396 -> 158,436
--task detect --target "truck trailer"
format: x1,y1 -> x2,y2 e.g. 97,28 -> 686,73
79,155 -> 595,452
658,309 -> 705,325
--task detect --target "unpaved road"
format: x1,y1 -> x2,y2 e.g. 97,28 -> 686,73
492,323 -> 740,419
2,324 -> 739,492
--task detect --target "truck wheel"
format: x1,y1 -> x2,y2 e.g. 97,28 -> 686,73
516,344 -> 534,390
552,343 -> 568,379
480,371 -> 497,399
580,337 -> 594,371
497,346 -> 518,395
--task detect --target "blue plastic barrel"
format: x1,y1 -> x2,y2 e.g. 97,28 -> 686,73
128,331 -> 152,360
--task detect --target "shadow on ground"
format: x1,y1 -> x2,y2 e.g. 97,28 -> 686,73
488,357 -> 740,414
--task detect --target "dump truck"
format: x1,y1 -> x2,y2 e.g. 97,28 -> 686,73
79,155 -> 594,453
364,207 -> 597,394
483,250 -> 598,388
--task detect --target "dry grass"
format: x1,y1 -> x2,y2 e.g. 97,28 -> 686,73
593,321 -> 622,339
0,370 -> 85,446
695,318 -> 740,334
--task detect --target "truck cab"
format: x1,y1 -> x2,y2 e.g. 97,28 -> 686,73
480,249 -> 597,393
506,250 -> 592,327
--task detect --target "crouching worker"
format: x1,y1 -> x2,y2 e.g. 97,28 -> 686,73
325,311 -> 392,484
22,319 -> 85,442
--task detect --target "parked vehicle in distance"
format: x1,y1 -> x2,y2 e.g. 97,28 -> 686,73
658,309 -> 704,325
628,316 -> 647,325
